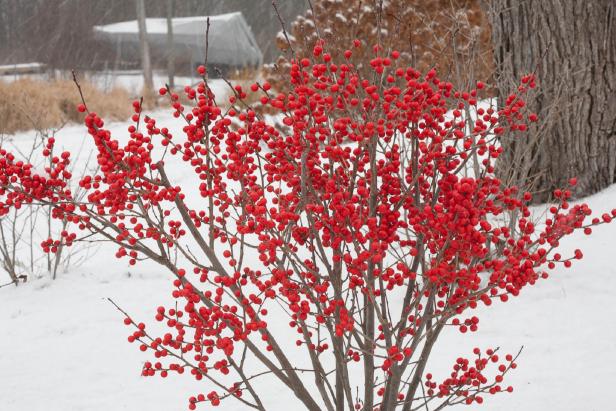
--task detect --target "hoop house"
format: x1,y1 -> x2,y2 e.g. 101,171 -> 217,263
93,12 -> 262,73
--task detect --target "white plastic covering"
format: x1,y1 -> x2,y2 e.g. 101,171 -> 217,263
93,12 -> 262,68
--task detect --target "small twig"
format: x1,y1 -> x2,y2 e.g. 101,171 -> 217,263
204,16 -> 211,70
0,280 -> 15,289
107,297 -> 131,318
71,70 -> 89,114
0,275 -> 25,288
306,0 -> 322,39
272,1 -> 295,56
135,96 -> 144,130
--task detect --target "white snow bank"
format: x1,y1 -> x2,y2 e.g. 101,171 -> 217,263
0,101 -> 615,411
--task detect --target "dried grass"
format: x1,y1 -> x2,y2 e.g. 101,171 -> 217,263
0,78 -> 133,134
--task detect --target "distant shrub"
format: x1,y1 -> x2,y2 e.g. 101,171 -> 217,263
266,0 -> 493,93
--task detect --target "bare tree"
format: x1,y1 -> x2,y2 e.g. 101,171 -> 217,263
487,0 -> 616,201
136,0 -> 154,91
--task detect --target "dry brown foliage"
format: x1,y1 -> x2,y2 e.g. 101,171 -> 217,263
266,0 -> 493,92
0,78 -> 133,134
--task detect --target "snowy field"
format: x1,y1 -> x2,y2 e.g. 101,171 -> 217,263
1,105 -> 615,411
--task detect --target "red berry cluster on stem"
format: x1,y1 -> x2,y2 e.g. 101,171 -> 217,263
0,40 -> 613,410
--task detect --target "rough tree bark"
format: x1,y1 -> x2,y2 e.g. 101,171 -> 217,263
487,0 -> 616,201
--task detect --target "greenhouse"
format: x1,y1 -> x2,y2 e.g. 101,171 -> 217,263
93,12 -> 262,72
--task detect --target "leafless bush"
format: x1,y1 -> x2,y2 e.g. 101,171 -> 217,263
0,128 -> 98,285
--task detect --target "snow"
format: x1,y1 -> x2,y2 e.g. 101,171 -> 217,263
0,62 -> 46,75
0,63 -> 45,71
334,13 -> 348,24
87,70 -> 229,97
1,103 -> 615,410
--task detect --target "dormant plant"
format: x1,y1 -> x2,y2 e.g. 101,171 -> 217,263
0,41 -> 613,410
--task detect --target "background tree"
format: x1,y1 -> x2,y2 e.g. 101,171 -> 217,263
136,0 -> 153,92
166,0 -> 175,89
487,0 -> 616,201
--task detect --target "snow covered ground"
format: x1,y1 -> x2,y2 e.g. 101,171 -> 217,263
87,71 -> 231,98
1,106 -> 615,411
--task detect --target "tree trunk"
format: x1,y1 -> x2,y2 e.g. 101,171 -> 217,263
136,0 -> 154,92
166,0 -> 175,89
487,0 -> 616,201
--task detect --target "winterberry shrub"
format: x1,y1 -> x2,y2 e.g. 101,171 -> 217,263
0,41 -> 613,410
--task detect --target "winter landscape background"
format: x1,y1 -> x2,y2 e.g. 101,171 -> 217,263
1,1 -> 615,410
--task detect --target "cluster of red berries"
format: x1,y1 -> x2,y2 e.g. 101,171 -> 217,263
0,38 -> 614,409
